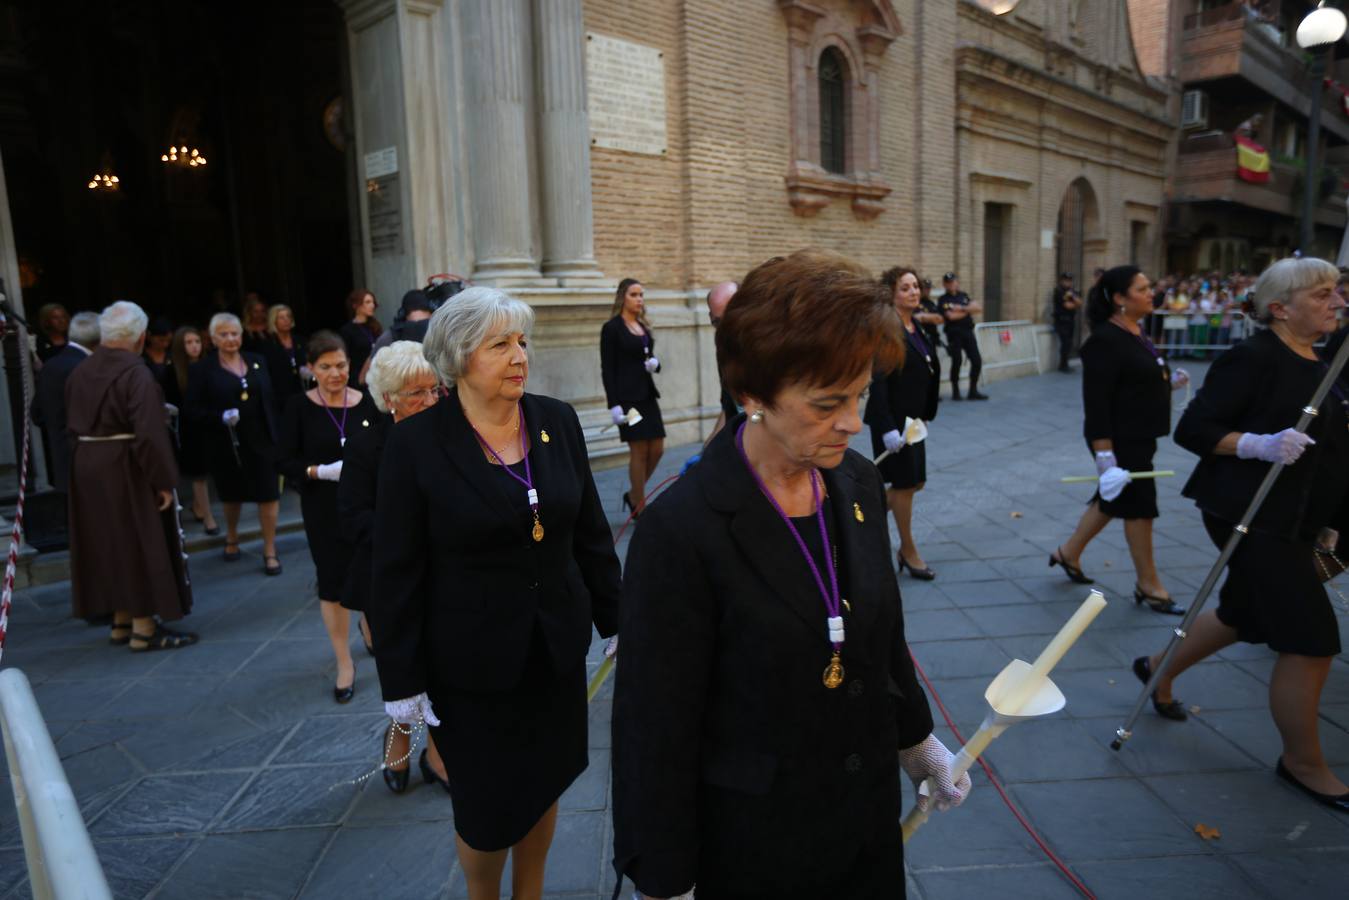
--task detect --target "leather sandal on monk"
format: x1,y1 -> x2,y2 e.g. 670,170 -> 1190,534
263,556 -> 282,576
129,623 -> 199,653
109,623 -> 133,646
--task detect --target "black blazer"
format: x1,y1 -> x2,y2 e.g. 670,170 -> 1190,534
599,316 -> 660,409
337,412 -> 391,612
1175,329 -> 1349,541
32,345 -> 89,492
864,326 -> 940,438
611,419 -> 934,897
262,336 -> 308,399
369,389 -> 621,700
183,351 -> 279,443
1080,321 -> 1171,444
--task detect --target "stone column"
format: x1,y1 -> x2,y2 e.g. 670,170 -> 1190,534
461,0 -> 545,284
533,0 -> 604,284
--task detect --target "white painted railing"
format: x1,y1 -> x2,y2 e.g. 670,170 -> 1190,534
0,668 -> 111,900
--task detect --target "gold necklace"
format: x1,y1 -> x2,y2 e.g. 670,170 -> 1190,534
469,409 -> 520,458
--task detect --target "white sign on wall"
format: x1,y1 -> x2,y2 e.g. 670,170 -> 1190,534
586,33 -> 668,156
364,146 -> 399,179
1041,228 -> 1056,250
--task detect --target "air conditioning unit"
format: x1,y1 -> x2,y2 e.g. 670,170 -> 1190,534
1181,90 -> 1209,129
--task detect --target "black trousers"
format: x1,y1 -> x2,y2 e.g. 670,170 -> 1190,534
947,329 -> 981,394
1054,320 -> 1075,370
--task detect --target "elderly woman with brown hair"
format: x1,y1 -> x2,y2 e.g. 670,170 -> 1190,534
612,250 -> 970,900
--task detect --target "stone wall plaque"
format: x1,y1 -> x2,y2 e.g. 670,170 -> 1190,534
364,146 -> 398,179
586,33 -> 667,156
367,174 -> 402,257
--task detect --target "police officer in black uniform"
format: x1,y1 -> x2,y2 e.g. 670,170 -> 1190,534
938,272 -> 988,400
917,277 -> 945,386
1052,271 -> 1083,373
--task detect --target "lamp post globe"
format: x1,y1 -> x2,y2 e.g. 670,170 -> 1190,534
971,0 -> 1021,14
1297,3 -> 1347,48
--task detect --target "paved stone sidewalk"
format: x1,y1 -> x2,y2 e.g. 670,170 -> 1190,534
2,364 -> 1348,899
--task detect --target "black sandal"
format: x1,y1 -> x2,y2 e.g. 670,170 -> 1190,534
1049,547 -> 1094,584
263,555 -> 283,576
109,623 -> 133,646
129,623 -> 200,653
1132,656 -> 1187,721
1134,585 -> 1185,616
222,543 -> 241,562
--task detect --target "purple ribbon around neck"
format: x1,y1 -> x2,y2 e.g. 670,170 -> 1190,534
320,390 -> 349,444
907,324 -> 932,361
734,421 -> 842,650
470,405 -> 538,518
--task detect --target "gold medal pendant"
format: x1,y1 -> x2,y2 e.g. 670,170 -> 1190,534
240,391 -> 249,401
531,517 -> 544,542
822,652 -> 844,689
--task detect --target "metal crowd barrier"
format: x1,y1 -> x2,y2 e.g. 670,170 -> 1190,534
1146,309 -> 1250,356
0,668 -> 111,900
973,320 -> 1042,373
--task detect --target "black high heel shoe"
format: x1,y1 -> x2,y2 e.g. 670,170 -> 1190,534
381,724 -> 410,794
622,491 -> 640,519
1276,757 -> 1349,813
1134,586 -> 1185,616
1132,656 -> 1187,721
1049,547 -> 1094,584
897,553 -> 936,581
334,663 -> 355,704
419,747 -> 451,794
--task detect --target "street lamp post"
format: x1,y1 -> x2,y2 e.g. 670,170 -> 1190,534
1297,2 -> 1348,254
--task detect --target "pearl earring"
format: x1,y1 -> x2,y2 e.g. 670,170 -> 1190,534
749,410 -> 764,424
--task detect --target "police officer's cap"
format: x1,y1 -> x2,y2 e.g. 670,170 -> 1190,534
942,272 -> 957,282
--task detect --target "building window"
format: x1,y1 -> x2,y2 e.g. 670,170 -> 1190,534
818,49 -> 848,175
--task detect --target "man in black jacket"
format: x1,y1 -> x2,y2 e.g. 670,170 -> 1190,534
1052,271 -> 1082,373
33,311 -> 100,492
937,272 -> 988,400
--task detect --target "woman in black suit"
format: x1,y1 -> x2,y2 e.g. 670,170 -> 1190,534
866,266 -> 941,580
186,313 -> 282,573
600,278 -> 664,514
1049,265 -> 1189,614
263,303 -> 308,400
339,288 -> 382,386
338,339 -> 448,794
1140,257 -> 1349,811
612,250 -> 969,900
370,287 -> 621,899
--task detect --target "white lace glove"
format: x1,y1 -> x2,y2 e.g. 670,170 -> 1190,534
1237,428 -> 1315,465
1170,368 -> 1190,390
315,461 -> 343,482
221,408 -> 240,427
604,635 -> 619,658
644,356 -> 660,373
899,733 -> 972,812
1093,450 -> 1117,476
610,405 -> 626,425
882,429 -> 905,453
1098,466 -> 1131,502
384,693 -> 441,727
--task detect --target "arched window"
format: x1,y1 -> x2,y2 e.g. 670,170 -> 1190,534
818,48 -> 847,174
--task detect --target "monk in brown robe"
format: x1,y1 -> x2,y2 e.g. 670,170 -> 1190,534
66,301 -> 197,651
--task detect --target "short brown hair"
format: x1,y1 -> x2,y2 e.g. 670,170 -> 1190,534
880,266 -> 918,292
306,329 -> 348,363
717,249 -> 903,407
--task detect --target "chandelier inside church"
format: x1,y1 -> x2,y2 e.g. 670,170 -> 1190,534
87,172 -> 119,191
161,144 -> 207,168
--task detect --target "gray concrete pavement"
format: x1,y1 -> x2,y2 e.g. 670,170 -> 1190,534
2,363 -> 1348,899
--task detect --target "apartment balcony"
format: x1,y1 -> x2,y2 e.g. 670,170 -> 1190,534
1180,3 -> 1349,144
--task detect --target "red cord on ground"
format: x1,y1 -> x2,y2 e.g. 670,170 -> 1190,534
909,651 -> 1097,900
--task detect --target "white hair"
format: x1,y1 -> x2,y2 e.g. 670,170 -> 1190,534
98,300 -> 148,345
68,312 -> 101,347
422,286 -> 535,384
208,312 -> 242,337
1251,257 -> 1340,323
367,340 -> 440,413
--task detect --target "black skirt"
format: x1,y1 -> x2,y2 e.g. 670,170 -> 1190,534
301,484 -> 352,601
618,396 -> 665,443
875,440 -> 926,490
207,395 -> 280,504
1203,512 -> 1341,657
426,631 -> 588,851
1089,439 -> 1158,520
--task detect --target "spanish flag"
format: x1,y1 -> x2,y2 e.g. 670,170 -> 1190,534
1235,135 -> 1271,184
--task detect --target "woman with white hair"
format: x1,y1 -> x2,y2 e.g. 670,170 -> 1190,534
1139,256 -> 1349,813
185,312 -> 282,573
338,340 -> 447,793
370,287 -> 621,899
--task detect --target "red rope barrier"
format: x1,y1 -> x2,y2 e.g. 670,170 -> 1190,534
0,316 -> 34,663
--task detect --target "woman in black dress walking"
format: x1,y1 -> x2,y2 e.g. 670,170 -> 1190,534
339,288 -> 382,386
264,304 -> 308,400
186,313 -> 282,573
866,266 -> 941,580
278,330 -> 379,703
1140,257 -> 1349,811
600,278 -> 665,515
371,286 -> 621,900
165,326 -> 218,535
1049,265 -> 1189,614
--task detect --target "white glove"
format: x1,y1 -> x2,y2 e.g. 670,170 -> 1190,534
644,356 -> 660,373
610,405 -> 626,425
384,693 -> 441,727
604,635 -> 619,659
1170,368 -> 1190,390
315,461 -> 343,482
221,408 -> 240,427
882,429 -> 905,454
1094,450 -> 1117,476
1098,466 -> 1131,502
899,733 -> 972,813
1237,428 -> 1315,465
